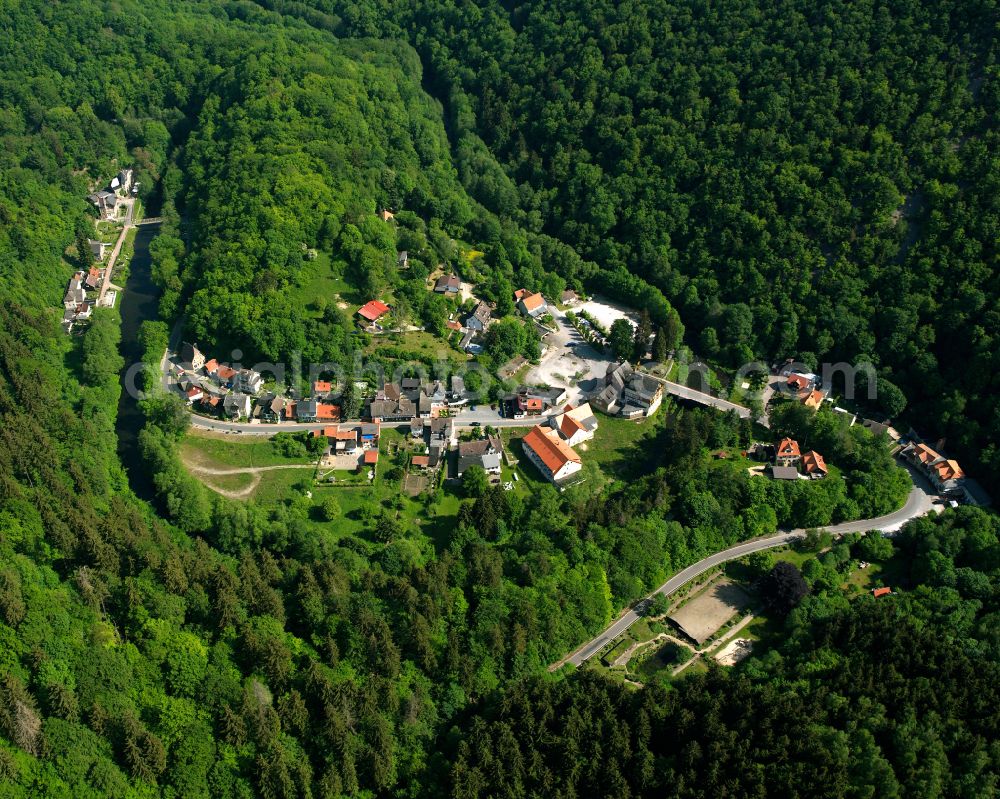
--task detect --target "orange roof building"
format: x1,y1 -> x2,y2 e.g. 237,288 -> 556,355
522,425 -> 582,484
802,450 -> 828,477
932,459 -> 964,483
873,587 -> 892,598
517,291 -> 547,316
803,389 -> 824,409
203,358 -> 219,373
363,449 -> 379,465
787,374 -> 811,393
313,380 -> 333,394
357,300 -> 390,322
316,403 -> 339,421
775,437 -> 801,463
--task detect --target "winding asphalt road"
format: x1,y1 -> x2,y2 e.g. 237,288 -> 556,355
554,468 -> 936,669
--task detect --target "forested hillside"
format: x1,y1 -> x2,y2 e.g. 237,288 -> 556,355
438,509 -> 1000,798
268,0 -> 1000,491
1,0 -> 999,797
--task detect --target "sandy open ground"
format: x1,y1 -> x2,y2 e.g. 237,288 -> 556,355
668,579 -> 752,645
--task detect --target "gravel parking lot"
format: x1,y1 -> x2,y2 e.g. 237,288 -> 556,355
526,295 -> 637,403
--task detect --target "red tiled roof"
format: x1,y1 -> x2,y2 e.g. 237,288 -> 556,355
313,426 -> 338,438
933,458 -> 963,481
316,403 -> 339,420
803,389 -> 824,408
787,375 -> 810,391
446,320 -> 462,331
364,449 -> 379,464
912,443 -> 940,464
560,413 -> 586,439
514,288 -> 529,301
313,380 -> 332,393
411,455 -> 430,467
777,438 -> 801,458
204,358 -> 219,373
802,450 -> 827,474
518,396 -> 543,411
185,387 -> 202,398
873,587 -> 892,598
519,292 -> 545,311
523,425 -> 580,474
358,300 -> 390,321
216,365 -> 236,380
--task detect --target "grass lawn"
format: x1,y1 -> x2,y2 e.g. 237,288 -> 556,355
288,251 -> 356,313
181,430 -> 317,469
366,329 -> 464,362
577,412 -> 665,485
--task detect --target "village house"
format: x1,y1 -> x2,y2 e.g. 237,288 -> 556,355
213,365 -> 237,387
184,385 -> 204,405
515,289 -> 548,318
457,436 -> 504,479
861,418 -> 901,442
465,300 -> 492,332
223,392 -> 252,420
360,422 -> 380,449
450,375 -> 466,401
232,369 -> 264,394
258,394 -> 291,423
801,450 -> 828,478
593,361 -> 663,418
180,342 -> 206,372
297,399 -> 340,423
357,300 -> 390,328
775,438 -> 802,467
200,395 -> 223,415
83,265 -> 104,290
521,424 -> 582,484
786,373 -> 813,394
802,389 -> 825,410
88,190 -> 118,220
560,289 -> 580,306
515,395 -> 544,418
73,302 -> 94,321
88,240 -> 108,261
317,426 -> 361,455
770,465 -> 800,481
64,276 -> 86,310
312,380 -> 333,397
434,273 -> 461,294
110,168 -> 134,195
364,449 -> 380,470
549,403 -> 599,447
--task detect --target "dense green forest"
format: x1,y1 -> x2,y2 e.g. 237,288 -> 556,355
259,0 -> 1000,492
1,0 -> 999,797
441,509 -> 1000,798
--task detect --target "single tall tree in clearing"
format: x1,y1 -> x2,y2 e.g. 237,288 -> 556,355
633,309 -> 653,362
758,561 -> 810,615
652,327 -> 668,362
609,318 -> 635,362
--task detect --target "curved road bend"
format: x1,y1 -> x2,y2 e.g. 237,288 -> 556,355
555,472 -> 935,669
